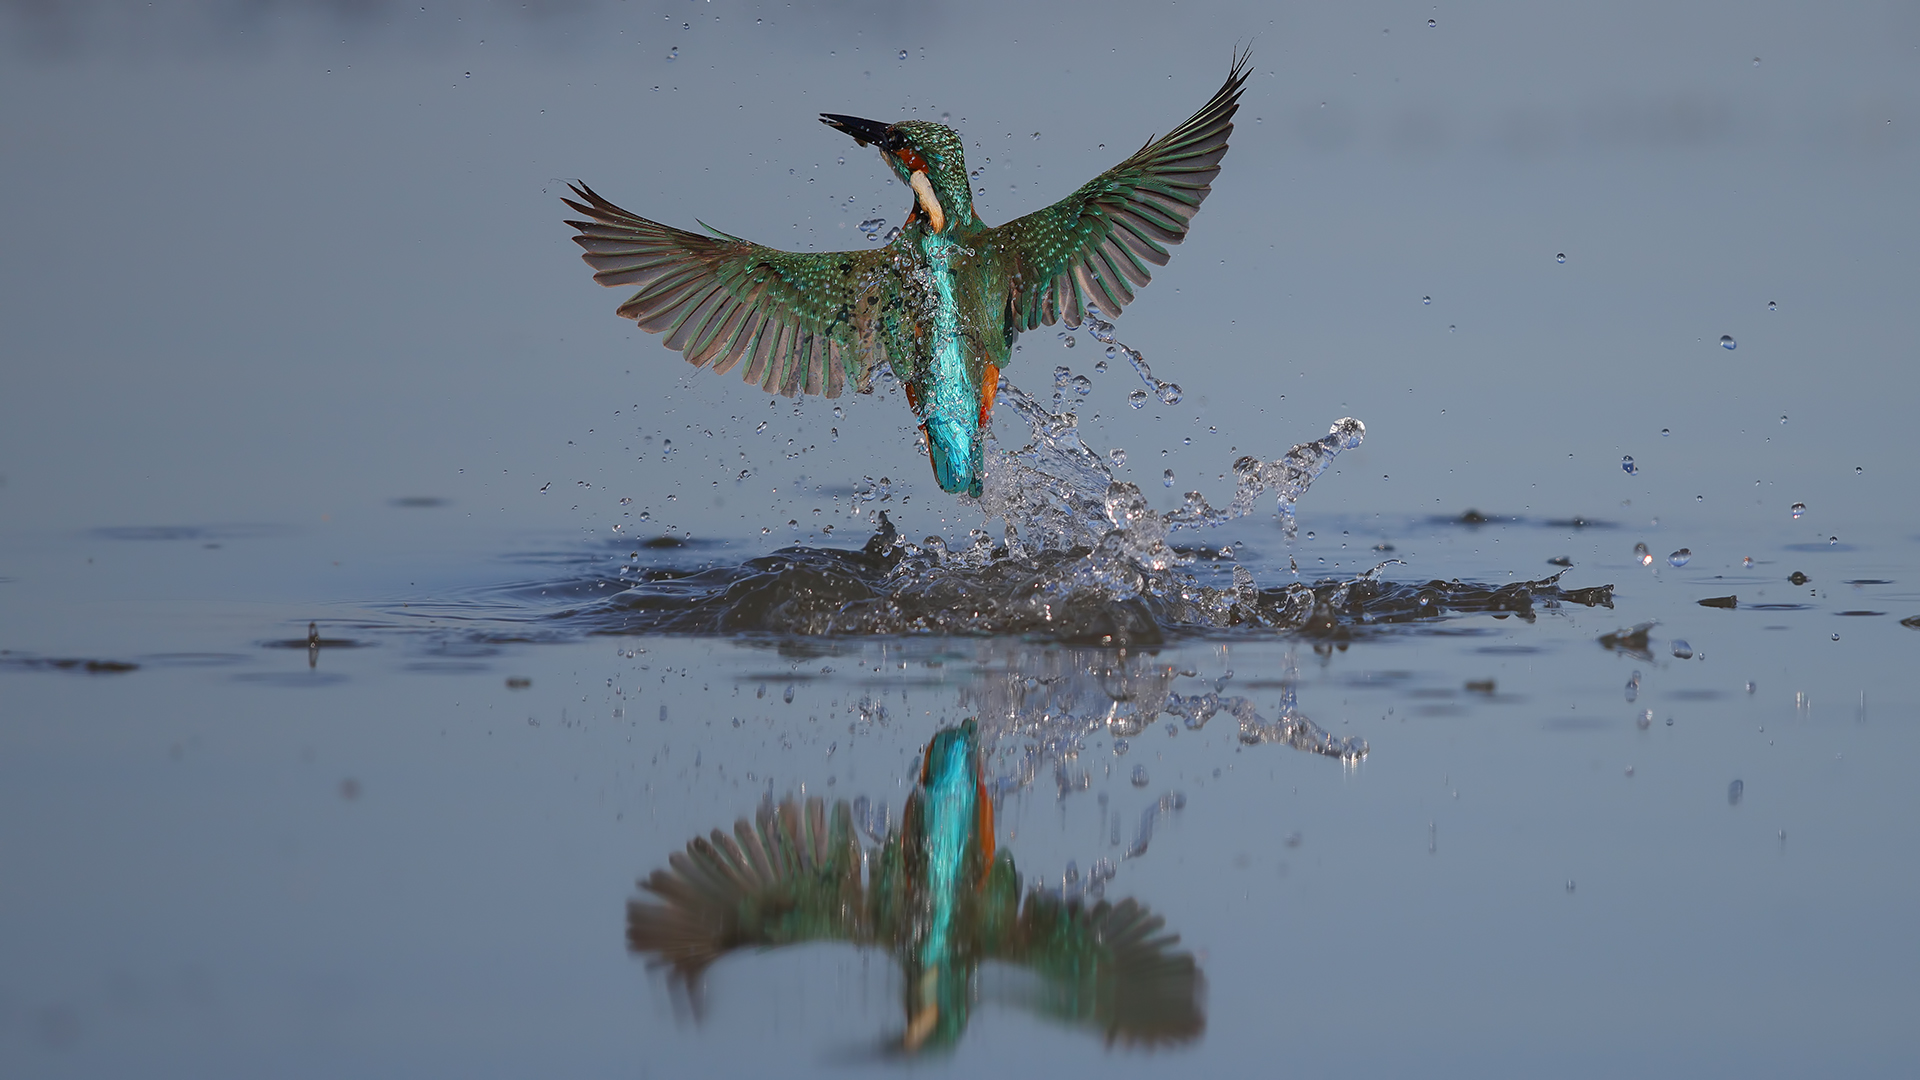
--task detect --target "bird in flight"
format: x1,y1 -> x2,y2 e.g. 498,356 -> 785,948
626,718 -> 1205,1053
565,52 -> 1249,498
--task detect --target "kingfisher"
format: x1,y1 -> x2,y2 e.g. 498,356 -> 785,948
626,718 -> 1204,1053
565,52 -> 1250,498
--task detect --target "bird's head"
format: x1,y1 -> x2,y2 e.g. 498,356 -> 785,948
820,114 -> 973,235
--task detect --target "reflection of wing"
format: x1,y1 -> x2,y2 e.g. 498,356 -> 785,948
627,797 -> 873,984
998,50 -> 1250,330
988,892 -> 1205,1046
564,184 -> 893,398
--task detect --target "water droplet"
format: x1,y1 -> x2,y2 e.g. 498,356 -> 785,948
1661,428 -> 1670,436
1421,295 -> 1432,305
1752,56 -> 1761,66
1163,468 -> 1176,488
1854,466 -> 1863,475
1767,300 -> 1777,312
1828,535 -> 1839,546
1109,448 -> 1127,467
1128,389 -> 1148,409
1696,494 -> 1704,502
1093,359 -> 1108,373
666,47 -> 677,61
1625,671 -> 1640,702
1131,764 -> 1149,787
1727,779 -> 1744,806
832,406 -> 844,419
1031,131 -> 1041,140
1780,414 -> 1788,424
782,685 -> 795,704
1671,640 -> 1694,659
1621,455 -> 1637,474
1063,335 -> 1077,349
1790,501 -> 1806,519
1071,374 -> 1093,395
1666,716 -> 1674,726
1636,709 -> 1653,730
1831,632 -> 1841,641
1634,542 -> 1653,566
1158,383 -> 1183,405
1720,334 -> 1736,350
1669,548 -> 1692,567
1428,18 -> 1437,27
1742,556 -> 1754,568
1112,739 -> 1129,756
1555,253 -> 1567,263
898,49 -> 908,60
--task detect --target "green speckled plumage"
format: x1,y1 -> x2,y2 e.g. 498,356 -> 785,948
626,719 -> 1204,1052
566,52 -> 1249,497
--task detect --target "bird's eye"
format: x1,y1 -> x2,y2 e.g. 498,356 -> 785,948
895,146 -> 929,173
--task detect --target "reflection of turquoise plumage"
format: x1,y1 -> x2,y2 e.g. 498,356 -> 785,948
565,55 -> 1248,498
626,719 -> 1204,1052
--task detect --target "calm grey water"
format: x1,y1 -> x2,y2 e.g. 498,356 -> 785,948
3,3 -> 1918,1077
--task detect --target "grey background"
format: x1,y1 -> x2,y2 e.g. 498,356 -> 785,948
5,0 -> 1915,544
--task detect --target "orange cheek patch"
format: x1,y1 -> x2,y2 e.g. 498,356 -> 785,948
895,147 -> 929,173
975,777 -> 995,874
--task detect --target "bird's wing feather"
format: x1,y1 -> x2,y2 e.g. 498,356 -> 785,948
627,797 -> 875,984
998,50 -> 1250,331
565,183 -> 894,398
985,891 -> 1206,1046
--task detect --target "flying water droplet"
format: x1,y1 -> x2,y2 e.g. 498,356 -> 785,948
1661,428 -> 1670,436
1671,640 -> 1694,659
1428,18 -> 1437,27
1767,300 -> 1777,312
1636,709 -> 1653,730
1131,764 -> 1150,788
1109,448 -> 1126,467
666,47 -> 677,61
1621,455 -> 1636,474
1791,502 -> 1806,519
1625,671 -> 1639,702
1727,779 -> 1743,805
898,49 -> 908,60
1555,253 -> 1567,263
1828,535 -> 1839,546
1634,542 -> 1653,566
1071,375 -> 1093,395
1163,468 -> 1176,488
1422,295 -> 1431,305
1720,334 -> 1736,349
1158,383 -> 1183,405
782,685 -> 795,704
1668,548 -> 1691,567
1128,389 -> 1148,409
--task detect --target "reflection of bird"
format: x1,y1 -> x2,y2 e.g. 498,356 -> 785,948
565,53 -> 1249,498
627,719 -> 1204,1053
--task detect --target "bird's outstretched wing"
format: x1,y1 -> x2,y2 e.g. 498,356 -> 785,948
627,797 -> 875,986
564,184 -> 894,398
986,892 -> 1206,1047
998,50 -> 1250,331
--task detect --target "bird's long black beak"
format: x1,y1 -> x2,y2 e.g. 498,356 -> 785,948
820,113 -> 898,149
